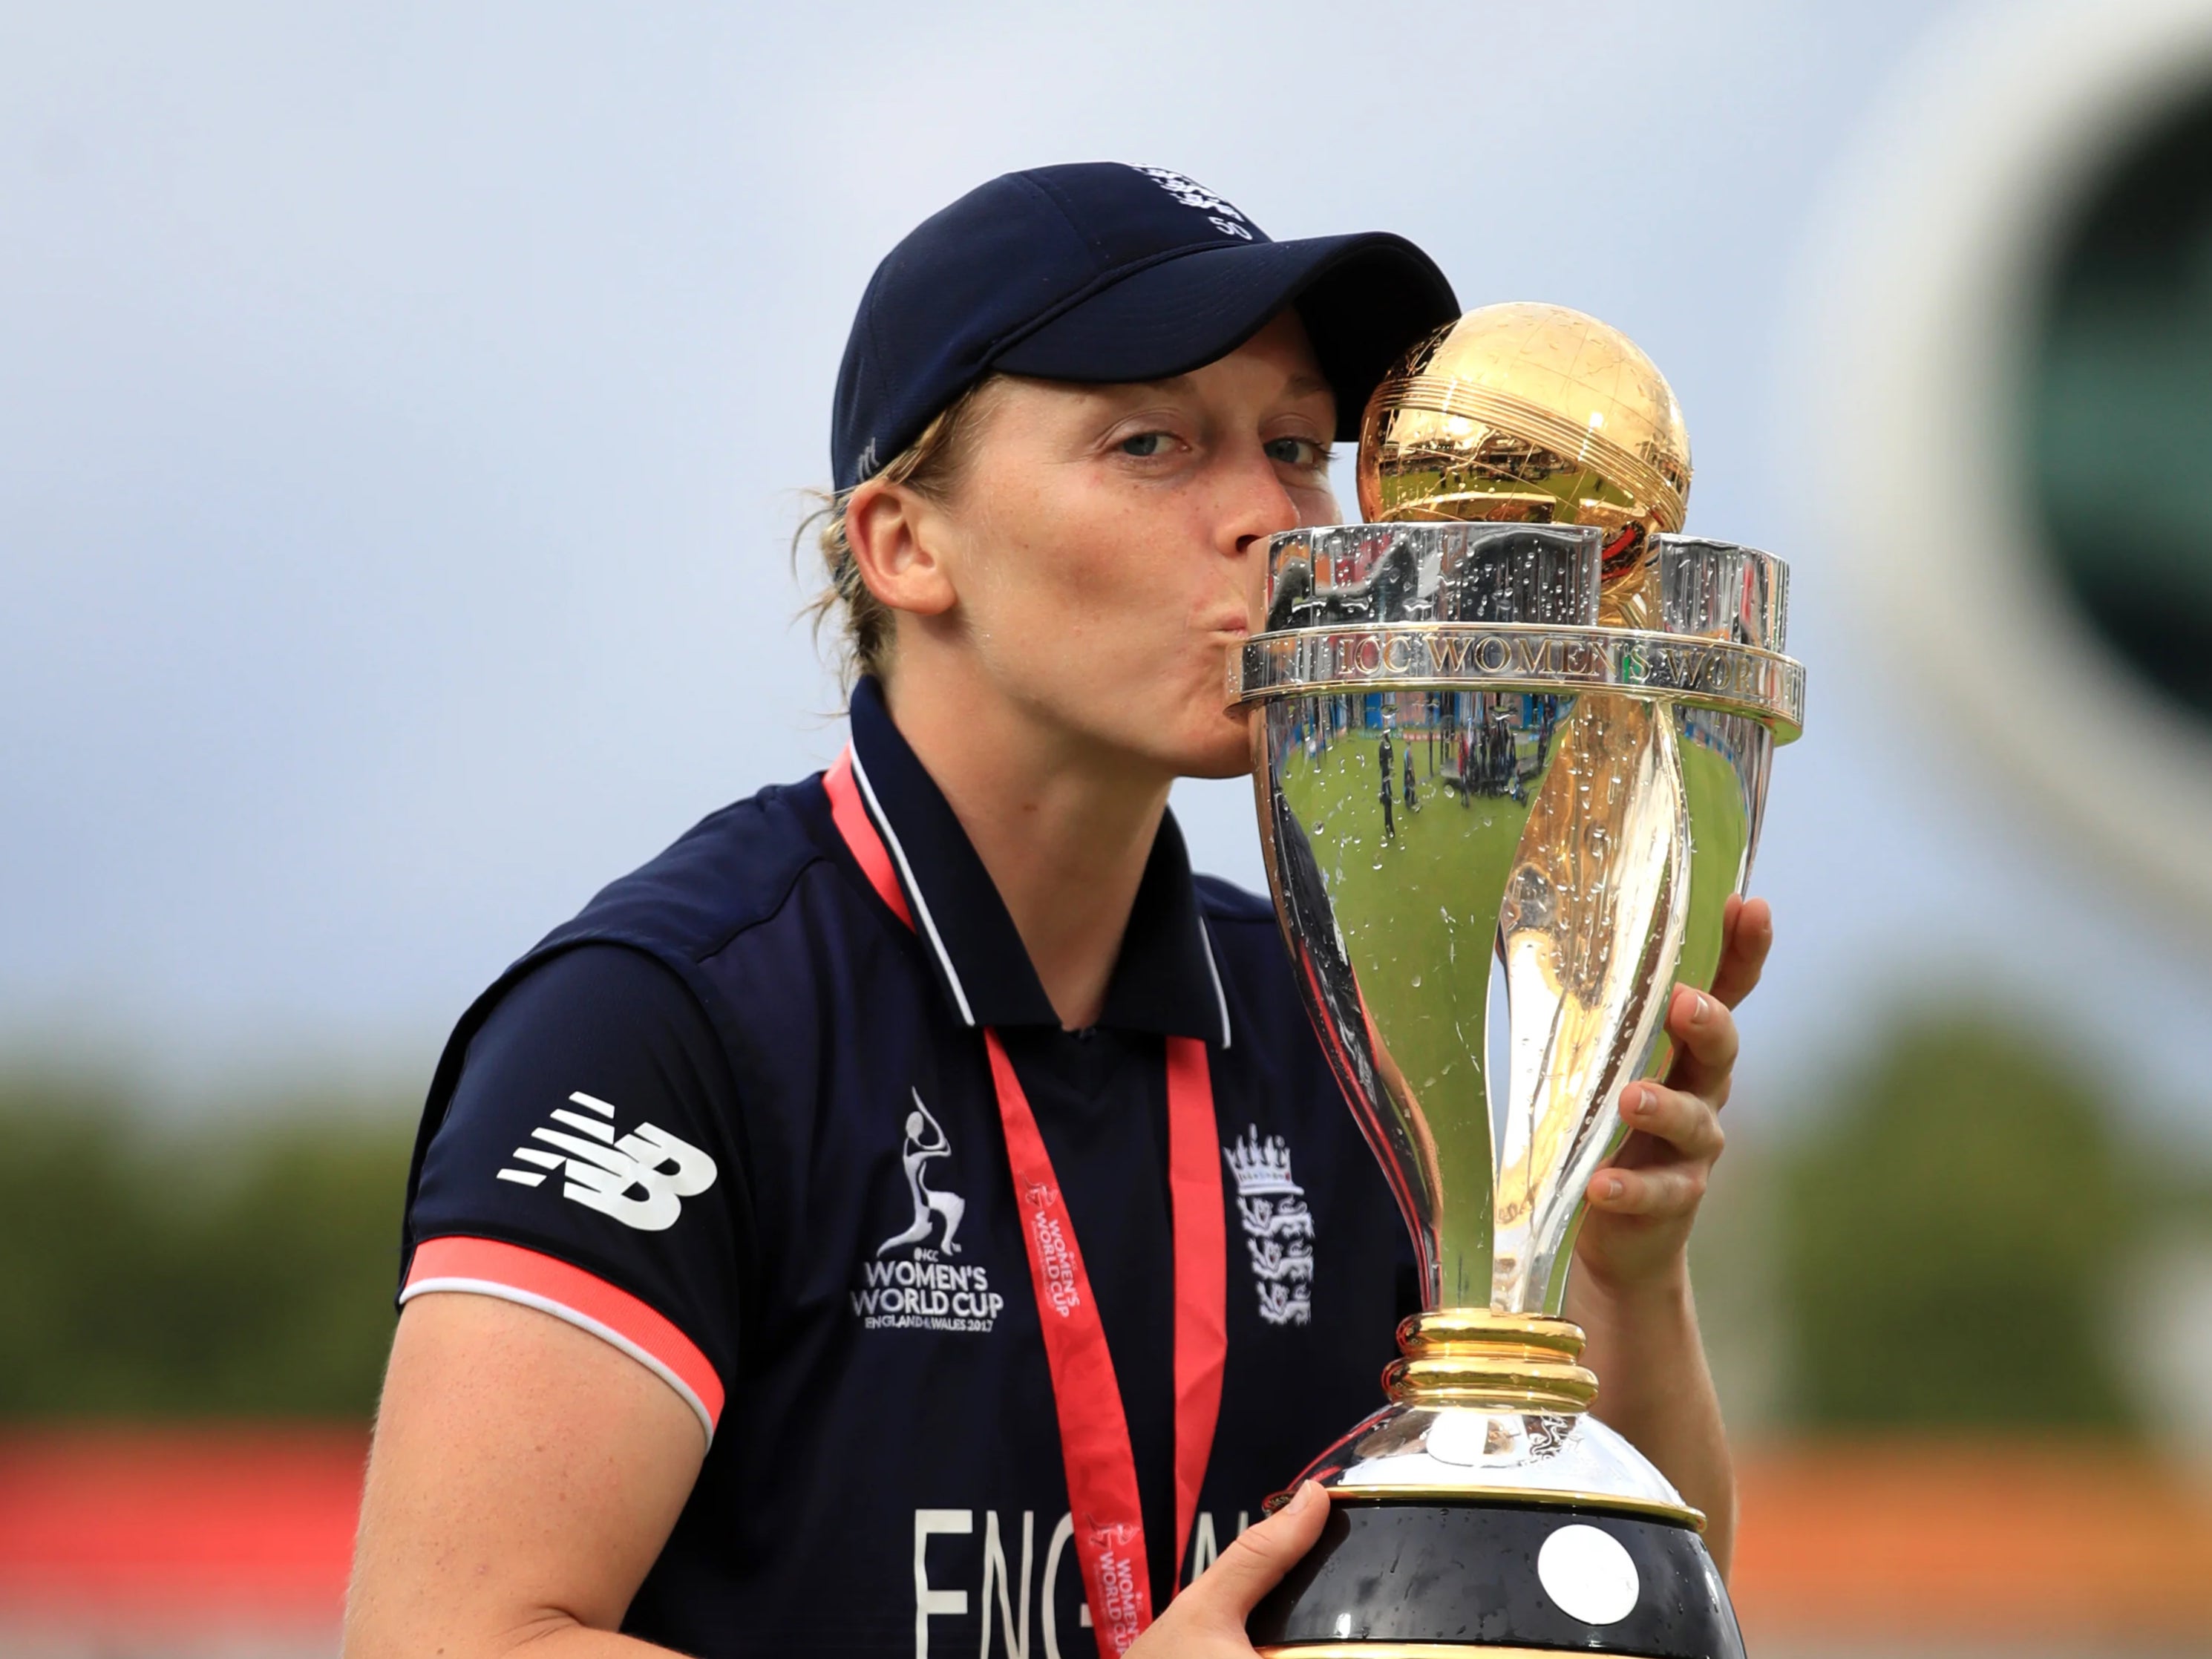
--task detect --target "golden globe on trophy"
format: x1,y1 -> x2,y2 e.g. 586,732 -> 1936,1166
1234,304 -> 1804,1656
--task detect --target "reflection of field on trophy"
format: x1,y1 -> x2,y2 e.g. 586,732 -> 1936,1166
1497,687 -> 1762,1307
1346,302 -> 1764,1321
1273,684 -> 1759,1318
1496,692 -> 1687,1309
1274,688 -> 1554,1310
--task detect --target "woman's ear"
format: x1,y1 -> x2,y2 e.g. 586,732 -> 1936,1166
845,480 -> 959,618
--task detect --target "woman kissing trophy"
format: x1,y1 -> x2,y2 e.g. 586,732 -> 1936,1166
1234,303 -> 1806,1658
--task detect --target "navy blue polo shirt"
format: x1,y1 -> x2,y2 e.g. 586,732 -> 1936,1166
399,678 -> 1413,1658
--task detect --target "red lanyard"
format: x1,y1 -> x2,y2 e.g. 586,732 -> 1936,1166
987,1029 -> 1225,1651
827,748 -> 1227,1652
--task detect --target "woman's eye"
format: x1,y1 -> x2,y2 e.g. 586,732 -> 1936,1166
1266,436 -> 1329,469
1119,431 -> 1175,457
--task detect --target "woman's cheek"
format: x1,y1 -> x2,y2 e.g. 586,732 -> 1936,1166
1291,479 -> 1340,527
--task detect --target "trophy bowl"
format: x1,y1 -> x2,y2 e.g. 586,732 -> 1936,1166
1234,306 -> 1804,1657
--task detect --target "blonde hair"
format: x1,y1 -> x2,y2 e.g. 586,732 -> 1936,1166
799,376 -> 1004,690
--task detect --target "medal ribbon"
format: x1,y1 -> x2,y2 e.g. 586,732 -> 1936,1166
827,747 -> 1228,1652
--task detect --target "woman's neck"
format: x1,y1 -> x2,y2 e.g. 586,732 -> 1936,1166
883,671 -> 1171,1031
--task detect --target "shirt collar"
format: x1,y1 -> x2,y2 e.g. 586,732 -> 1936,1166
845,675 -> 1231,1046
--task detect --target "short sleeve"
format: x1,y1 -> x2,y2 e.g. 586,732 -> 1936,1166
401,945 -> 750,1442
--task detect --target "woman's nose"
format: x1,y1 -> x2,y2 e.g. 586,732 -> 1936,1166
1216,449 -> 1303,560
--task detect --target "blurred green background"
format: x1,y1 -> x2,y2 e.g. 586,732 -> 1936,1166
0,1076 -> 411,1419
2,1006 -> 2202,1431
1695,1008 -> 2211,1440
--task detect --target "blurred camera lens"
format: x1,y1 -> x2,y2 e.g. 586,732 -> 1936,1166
2030,89 -> 2212,721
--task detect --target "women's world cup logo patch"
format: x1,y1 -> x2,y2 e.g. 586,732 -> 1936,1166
851,1092 -> 1002,1334
1223,1126 -> 1315,1326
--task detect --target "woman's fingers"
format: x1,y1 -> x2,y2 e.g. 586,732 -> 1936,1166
1587,1159 -> 1712,1217
1122,1479 -> 1328,1656
1194,1481 -> 1329,1617
1617,1081 -> 1725,1165
1572,907 -> 1765,1291
1660,987 -> 1739,1105
1657,898 -> 1768,1113
1597,1081 -> 1724,1217
1706,895 -> 1773,1011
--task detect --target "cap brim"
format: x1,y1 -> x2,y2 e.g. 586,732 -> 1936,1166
991,232 -> 1459,440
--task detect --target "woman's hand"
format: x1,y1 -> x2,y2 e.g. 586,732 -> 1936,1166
1122,1482 -> 1329,1659
1574,894 -> 1773,1296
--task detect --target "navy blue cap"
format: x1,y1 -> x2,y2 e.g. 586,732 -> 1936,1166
831,163 -> 1459,489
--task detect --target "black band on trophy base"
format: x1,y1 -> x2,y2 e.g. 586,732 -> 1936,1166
1246,1498 -> 1744,1658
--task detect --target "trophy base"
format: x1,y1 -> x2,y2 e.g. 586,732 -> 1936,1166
1305,1314 -> 1705,1528
1245,1313 -> 1742,1654
1246,1494 -> 1741,1658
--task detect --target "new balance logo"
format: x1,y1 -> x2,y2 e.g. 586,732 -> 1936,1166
496,1090 -> 717,1231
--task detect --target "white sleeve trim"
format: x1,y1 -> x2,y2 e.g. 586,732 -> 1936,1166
400,1275 -> 715,1447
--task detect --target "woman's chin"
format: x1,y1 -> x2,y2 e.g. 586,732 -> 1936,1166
1174,714 -> 1257,782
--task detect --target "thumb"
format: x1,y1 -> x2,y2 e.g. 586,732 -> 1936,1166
1184,1482 -> 1330,1620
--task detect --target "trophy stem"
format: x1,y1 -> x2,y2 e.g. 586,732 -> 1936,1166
1383,1309 -> 1599,1414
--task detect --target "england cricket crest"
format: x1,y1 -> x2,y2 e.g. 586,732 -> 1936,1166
1223,1125 -> 1315,1326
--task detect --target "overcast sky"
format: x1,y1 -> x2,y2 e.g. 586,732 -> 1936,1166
5,1 -> 2208,1137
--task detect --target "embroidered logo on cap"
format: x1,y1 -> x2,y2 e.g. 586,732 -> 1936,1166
1130,165 -> 1254,241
